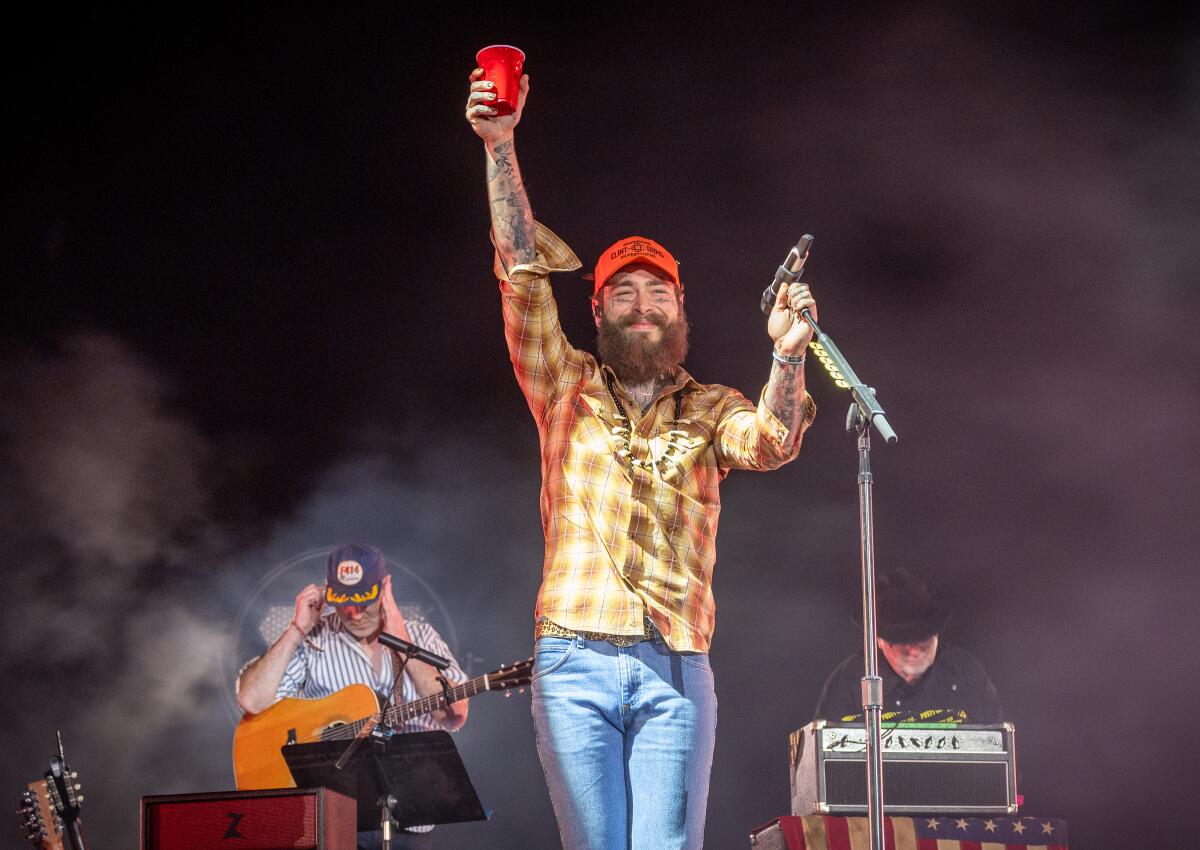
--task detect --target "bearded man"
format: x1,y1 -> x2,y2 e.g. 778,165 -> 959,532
466,69 -> 818,850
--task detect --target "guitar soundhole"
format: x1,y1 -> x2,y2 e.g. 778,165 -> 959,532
318,720 -> 348,742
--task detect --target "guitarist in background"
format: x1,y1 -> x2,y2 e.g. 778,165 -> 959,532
236,543 -> 468,850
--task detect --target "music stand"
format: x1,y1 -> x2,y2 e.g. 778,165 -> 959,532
282,731 -> 488,838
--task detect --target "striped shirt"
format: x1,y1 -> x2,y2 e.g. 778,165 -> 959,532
275,612 -> 466,734
498,222 -> 816,652
262,613 -> 465,835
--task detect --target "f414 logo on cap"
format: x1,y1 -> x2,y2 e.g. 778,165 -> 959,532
336,560 -> 364,585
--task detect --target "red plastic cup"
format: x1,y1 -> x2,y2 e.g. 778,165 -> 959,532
476,44 -> 525,116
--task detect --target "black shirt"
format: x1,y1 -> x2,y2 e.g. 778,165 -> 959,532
813,642 -> 1004,724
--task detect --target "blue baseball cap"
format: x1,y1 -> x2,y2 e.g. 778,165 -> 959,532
325,543 -> 387,608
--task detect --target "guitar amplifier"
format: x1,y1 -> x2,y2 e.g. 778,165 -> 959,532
140,787 -> 355,850
790,720 -> 1018,816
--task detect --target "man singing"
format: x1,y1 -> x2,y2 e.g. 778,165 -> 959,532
465,69 -> 818,850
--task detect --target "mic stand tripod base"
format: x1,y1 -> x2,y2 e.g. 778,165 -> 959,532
367,727 -> 399,850
379,793 -> 398,850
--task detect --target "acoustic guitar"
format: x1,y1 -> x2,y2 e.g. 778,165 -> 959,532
233,657 -> 532,789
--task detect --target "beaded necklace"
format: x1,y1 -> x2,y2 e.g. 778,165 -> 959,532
603,371 -> 687,473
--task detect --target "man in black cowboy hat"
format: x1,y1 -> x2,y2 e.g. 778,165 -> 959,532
813,568 -> 1003,724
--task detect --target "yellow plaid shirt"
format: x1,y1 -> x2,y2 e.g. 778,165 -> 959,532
498,222 -> 816,652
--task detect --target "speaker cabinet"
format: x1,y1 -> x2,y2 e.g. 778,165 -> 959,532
140,787 -> 355,850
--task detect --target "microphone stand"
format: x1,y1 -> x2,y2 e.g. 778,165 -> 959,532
849,398 -> 887,850
335,637 -> 439,850
781,270 -> 899,850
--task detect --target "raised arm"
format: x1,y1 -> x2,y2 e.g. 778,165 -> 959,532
236,583 -> 323,714
712,280 -> 818,470
466,68 -> 535,274
764,280 -> 818,453
463,69 -> 585,419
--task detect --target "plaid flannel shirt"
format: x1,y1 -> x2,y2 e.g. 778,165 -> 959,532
498,222 -> 815,652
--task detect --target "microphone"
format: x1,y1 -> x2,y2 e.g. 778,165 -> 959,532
378,632 -> 451,670
760,234 -> 814,315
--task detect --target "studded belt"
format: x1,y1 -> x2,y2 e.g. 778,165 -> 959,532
535,617 -> 656,648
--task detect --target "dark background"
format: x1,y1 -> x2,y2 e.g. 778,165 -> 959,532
4,3 -> 1197,848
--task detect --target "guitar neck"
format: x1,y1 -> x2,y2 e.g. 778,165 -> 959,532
382,671 -> 493,726
64,821 -> 85,850
47,753 -> 84,850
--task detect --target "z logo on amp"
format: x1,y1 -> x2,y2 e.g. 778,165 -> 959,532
224,811 -> 247,839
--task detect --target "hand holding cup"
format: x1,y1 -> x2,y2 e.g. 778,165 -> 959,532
466,45 -> 529,141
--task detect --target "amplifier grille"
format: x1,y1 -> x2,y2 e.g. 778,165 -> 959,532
825,759 -> 1008,810
140,787 -> 354,850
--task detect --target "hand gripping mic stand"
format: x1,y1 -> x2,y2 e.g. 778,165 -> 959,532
763,236 -> 899,850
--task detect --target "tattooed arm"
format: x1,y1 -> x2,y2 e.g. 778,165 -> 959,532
715,279 -> 818,469
764,279 -> 818,451
485,137 -> 536,270
464,68 -> 584,418
466,68 -> 536,272
764,358 -> 810,453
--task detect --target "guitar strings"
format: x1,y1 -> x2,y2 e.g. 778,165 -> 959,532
313,681 -> 480,742
295,662 -> 530,743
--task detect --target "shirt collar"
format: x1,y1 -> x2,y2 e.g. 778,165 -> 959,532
600,363 -> 699,399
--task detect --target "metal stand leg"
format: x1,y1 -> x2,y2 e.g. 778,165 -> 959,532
379,793 -> 396,850
848,402 -> 886,850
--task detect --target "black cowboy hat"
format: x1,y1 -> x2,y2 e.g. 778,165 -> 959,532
852,568 -> 953,644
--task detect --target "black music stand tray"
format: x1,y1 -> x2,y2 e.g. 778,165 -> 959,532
282,731 -> 488,834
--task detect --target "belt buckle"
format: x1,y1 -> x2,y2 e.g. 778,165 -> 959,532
606,633 -> 641,648
606,619 -> 655,647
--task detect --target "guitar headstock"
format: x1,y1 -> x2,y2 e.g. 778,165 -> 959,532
17,780 -> 64,850
46,755 -> 82,825
490,657 -> 533,696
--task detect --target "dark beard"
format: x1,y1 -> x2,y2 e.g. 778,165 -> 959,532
596,306 -> 690,386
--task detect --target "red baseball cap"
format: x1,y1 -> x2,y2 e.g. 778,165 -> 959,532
591,236 -> 682,296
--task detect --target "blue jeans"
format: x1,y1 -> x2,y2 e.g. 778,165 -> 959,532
531,631 -> 717,850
